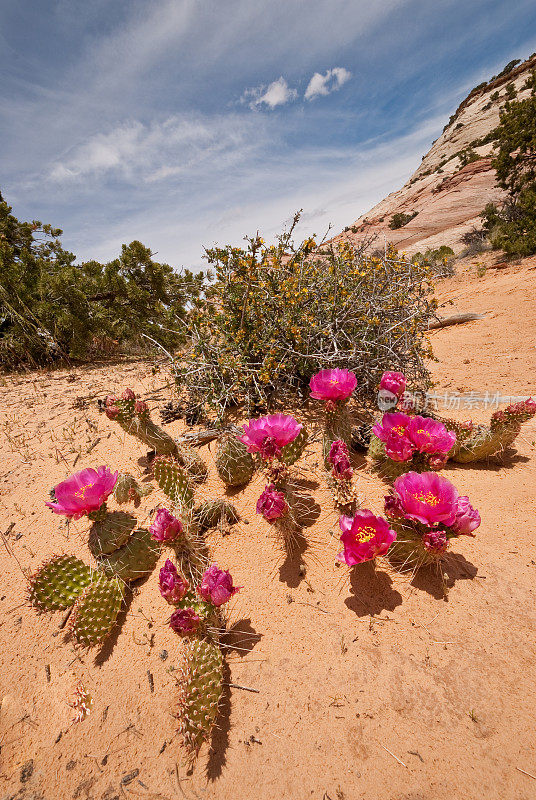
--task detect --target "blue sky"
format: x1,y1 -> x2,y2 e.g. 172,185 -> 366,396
2,0 -> 536,270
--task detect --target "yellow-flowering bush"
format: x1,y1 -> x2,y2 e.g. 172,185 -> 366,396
174,215 -> 436,416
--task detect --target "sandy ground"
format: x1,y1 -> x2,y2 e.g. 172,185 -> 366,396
1,256 -> 535,800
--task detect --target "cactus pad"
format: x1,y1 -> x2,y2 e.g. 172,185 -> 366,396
28,555 -> 92,612
114,473 -> 153,505
153,456 -> 195,511
215,435 -> 255,486
89,511 -> 136,557
177,637 -> 223,760
280,426 -> 308,465
69,574 -> 123,647
193,499 -> 239,531
176,445 -> 208,483
98,528 -> 161,582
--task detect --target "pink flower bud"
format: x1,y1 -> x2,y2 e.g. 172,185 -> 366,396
169,607 -> 200,636
256,484 -> 289,520
379,371 -> 406,399
121,388 -> 136,401
159,559 -> 189,604
135,400 -> 148,415
150,508 -> 183,542
197,564 -> 240,607
328,439 -> 353,480
451,496 -> 480,536
423,530 -> 448,553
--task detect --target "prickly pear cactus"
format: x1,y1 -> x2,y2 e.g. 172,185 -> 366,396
153,456 -> 195,511
28,555 -> 92,611
176,446 -> 209,483
280,426 -> 308,466
215,434 -> 255,486
193,499 -> 239,531
70,574 -> 123,647
98,528 -> 161,582
114,472 -> 153,505
88,511 -> 136,557
177,637 -> 223,760
323,405 -> 353,466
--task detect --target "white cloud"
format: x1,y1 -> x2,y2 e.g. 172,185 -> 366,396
304,67 -> 351,100
47,114 -> 264,183
243,76 -> 298,109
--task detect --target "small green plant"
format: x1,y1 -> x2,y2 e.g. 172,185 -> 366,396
388,211 -> 418,230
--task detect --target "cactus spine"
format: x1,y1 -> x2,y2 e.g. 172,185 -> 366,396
193,499 -> 239,531
28,555 -> 92,611
69,574 -> 124,647
323,404 -> 353,466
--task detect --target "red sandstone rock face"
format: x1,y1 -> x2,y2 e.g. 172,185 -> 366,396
333,55 -> 536,255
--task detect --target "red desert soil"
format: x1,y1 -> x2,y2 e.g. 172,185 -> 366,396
1,257 -> 535,800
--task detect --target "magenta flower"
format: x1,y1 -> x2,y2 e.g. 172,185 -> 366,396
379,371 -> 406,398
150,508 -> 183,542
159,559 -> 189,604
337,510 -> 397,566
46,466 -> 118,519
309,369 -> 357,402
423,530 -> 448,553
390,471 -> 458,527
169,607 -> 201,636
328,439 -> 353,480
121,388 -> 136,401
256,484 -> 289,520
372,412 -> 415,461
406,416 -> 456,456
451,496 -> 481,536
197,564 -> 240,607
239,414 -> 302,460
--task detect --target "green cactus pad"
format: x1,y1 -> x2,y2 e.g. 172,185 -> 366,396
28,555 -> 93,612
153,457 -> 195,510
69,574 -> 123,647
119,415 -> 178,456
451,423 -> 521,463
280,426 -> 308,465
88,511 -> 136,557
193,499 -> 239,531
114,473 -> 153,505
176,445 -> 208,483
215,435 -> 255,486
177,637 -> 223,760
98,528 -> 161,583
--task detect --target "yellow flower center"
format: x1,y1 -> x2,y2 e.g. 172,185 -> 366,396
392,425 -> 406,436
416,429 -> 429,437
413,492 -> 440,506
354,525 -> 376,543
74,483 -> 94,499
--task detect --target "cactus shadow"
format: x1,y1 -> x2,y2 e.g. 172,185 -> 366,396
278,529 -> 310,588
446,448 -> 530,473
223,618 -> 262,656
344,561 -> 403,617
410,552 -> 478,600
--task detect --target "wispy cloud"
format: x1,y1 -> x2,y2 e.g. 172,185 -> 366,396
242,77 -> 298,109
304,67 -> 352,100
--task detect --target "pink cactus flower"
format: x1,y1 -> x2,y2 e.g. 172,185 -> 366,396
121,388 -> 136,401
379,371 -> 406,398
134,400 -> 148,415
169,607 -> 201,636
239,414 -> 302,460
309,369 -> 357,402
423,530 -> 448,553
256,484 -> 289,520
390,471 -> 459,527
328,439 -> 353,480
46,466 -> 118,519
372,412 -> 415,461
197,564 -> 240,607
150,508 -> 183,542
406,416 -> 456,456
451,496 -> 481,536
104,395 -> 120,419
159,559 -> 189,604
337,510 -> 397,566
